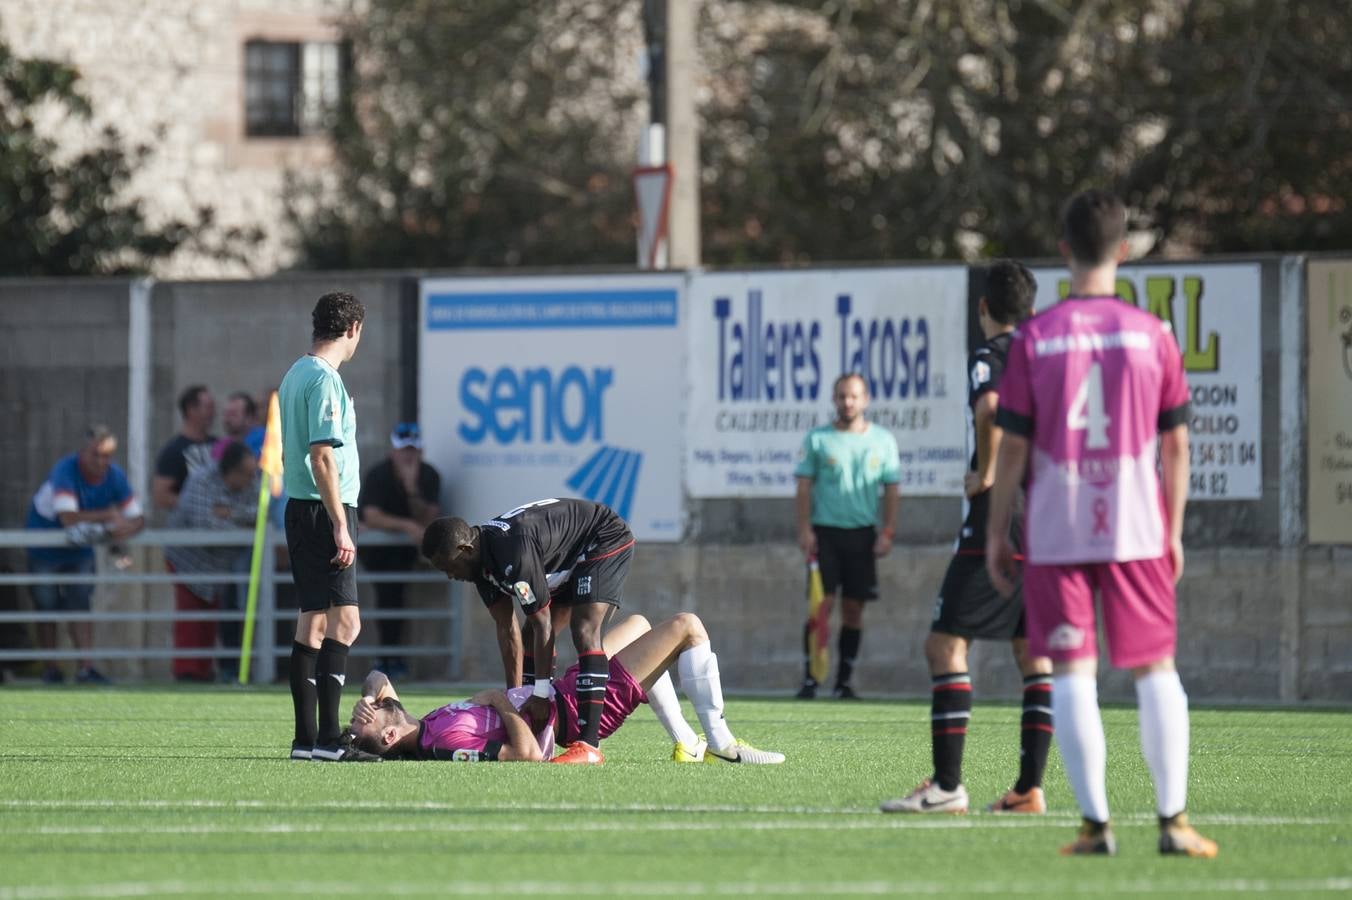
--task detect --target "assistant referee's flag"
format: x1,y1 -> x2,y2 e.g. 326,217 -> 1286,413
239,392 -> 283,685
806,558 -> 831,685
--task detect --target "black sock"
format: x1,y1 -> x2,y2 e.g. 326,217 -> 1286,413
931,672 -> 972,792
801,623 -> 816,684
521,652 -> 557,687
289,641 -> 319,746
1015,674 -> 1054,793
314,637 -> 350,746
836,626 -> 861,688
574,650 -> 609,747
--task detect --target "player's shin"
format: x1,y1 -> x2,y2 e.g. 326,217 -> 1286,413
646,670 -> 700,747
1136,670 -> 1190,818
1052,673 -> 1110,824
1016,675 -> 1054,793
574,650 -> 609,747
677,641 -> 734,751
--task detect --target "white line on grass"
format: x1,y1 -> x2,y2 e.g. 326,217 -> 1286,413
0,799 -> 1341,827
2,814 -> 1345,837
2,879 -> 1352,898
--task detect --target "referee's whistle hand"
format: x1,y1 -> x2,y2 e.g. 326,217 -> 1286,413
331,522 -> 356,568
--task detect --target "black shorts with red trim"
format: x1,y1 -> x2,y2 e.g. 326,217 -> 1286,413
555,539 -> 634,608
931,551 -> 1024,641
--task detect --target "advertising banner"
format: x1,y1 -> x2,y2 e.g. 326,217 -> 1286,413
685,268 -> 970,498
1307,260 -> 1352,543
1029,264 -> 1263,501
419,275 -> 684,541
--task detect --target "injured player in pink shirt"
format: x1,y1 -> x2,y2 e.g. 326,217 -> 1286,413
345,613 -> 785,765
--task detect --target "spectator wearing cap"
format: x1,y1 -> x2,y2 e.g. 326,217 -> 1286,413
165,442 -> 260,682
26,425 -> 146,684
357,422 -> 442,678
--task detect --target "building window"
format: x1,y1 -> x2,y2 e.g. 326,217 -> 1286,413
244,40 -> 345,137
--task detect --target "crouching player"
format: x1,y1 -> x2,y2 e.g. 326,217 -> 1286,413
347,612 -> 785,765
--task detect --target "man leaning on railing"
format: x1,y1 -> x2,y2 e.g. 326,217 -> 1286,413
25,425 -> 146,684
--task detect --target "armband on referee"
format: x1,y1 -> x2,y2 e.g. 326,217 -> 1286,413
532,677 -> 552,699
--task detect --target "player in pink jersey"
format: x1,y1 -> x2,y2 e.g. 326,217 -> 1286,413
346,612 -> 785,765
986,190 -> 1217,859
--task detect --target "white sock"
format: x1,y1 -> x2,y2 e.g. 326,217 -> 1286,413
646,671 -> 699,747
1136,670 -> 1190,818
1052,673 -> 1110,823
677,642 -> 735,751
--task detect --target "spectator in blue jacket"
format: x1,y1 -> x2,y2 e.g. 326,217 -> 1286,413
26,426 -> 145,683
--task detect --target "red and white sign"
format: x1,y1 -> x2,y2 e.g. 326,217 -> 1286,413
633,164 -> 671,270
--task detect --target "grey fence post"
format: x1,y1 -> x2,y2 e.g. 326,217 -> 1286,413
446,580 -> 461,681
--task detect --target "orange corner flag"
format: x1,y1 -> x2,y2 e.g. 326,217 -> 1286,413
260,391 -> 283,498
806,558 -> 831,684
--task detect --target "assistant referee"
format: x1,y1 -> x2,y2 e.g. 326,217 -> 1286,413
794,372 -> 900,699
279,292 -> 373,762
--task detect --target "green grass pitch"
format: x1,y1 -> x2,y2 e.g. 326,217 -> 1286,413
2,687 -> 1350,898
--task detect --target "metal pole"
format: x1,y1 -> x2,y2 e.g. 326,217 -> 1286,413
127,278 -> 154,507
664,0 -> 701,268
446,580 -> 461,681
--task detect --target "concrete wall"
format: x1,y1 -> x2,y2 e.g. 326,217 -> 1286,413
1,268 -> 1348,701
446,542 -> 1352,704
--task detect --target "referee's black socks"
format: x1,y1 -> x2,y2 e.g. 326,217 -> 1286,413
314,637 -> 350,747
289,641 -> 319,747
836,626 -> 861,689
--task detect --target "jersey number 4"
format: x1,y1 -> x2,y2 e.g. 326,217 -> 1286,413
1067,362 -> 1111,449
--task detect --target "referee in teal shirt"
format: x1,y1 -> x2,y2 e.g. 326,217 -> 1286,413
279,292 -> 373,762
794,372 -> 901,699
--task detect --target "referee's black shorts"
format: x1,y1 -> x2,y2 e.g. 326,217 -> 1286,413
284,499 -> 359,613
813,525 -> 879,601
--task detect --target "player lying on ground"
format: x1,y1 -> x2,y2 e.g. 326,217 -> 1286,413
346,612 -> 785,764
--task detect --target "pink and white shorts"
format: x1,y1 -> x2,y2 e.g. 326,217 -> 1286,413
1022,555 -> 1177,669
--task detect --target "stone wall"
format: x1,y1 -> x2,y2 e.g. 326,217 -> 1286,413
0,0 -> 347,279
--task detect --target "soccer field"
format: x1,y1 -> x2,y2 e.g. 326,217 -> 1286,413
2,687 -> 1349,899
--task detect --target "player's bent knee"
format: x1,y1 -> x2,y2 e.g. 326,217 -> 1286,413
671,611 -> 708,645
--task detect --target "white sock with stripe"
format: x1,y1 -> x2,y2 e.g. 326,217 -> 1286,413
1136,670 -> 1190,818
677,642 -> 734,751
1052,673 -> 1110,823
645,671 -> 700,747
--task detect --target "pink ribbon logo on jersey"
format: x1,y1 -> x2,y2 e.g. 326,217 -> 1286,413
1092,497 -> 1110,536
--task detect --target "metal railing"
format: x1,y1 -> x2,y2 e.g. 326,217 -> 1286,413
0,528 -> 461,683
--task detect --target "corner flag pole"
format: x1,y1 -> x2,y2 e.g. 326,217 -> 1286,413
239,392 -> 284,685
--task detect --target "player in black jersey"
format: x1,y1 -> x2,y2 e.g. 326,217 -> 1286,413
422,498 -> 635,764
882,260 -> 1055,815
